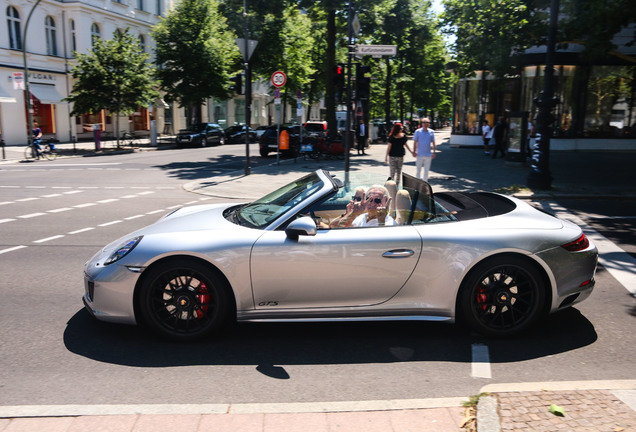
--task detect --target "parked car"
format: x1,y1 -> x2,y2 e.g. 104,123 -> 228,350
224,125 -> 257,144
303,121 -> 328,137
82,170 -> 598,342
176,123 -> 225,148
258,125 -> 301,157
255,125 -> 269,138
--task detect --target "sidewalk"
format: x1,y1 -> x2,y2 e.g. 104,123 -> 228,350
2,130 -> 636,431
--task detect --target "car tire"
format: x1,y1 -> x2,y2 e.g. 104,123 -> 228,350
259,148 -> 268,157
457,255 -> 546,337
219,136 -> 225,146
201,137 -> 208,147
138,259 -> 232,341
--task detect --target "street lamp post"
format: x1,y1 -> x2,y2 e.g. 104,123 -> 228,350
243,0 -> 251,176
22,0 -> 44,147
527,0 -> 559,189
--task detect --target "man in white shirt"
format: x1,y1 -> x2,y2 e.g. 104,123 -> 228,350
412,118 -> 436,181
336,185 -> 397,227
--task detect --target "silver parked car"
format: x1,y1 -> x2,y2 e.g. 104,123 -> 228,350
83,170 -> 597,341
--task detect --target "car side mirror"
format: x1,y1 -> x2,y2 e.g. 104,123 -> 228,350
285,217 -> 317,240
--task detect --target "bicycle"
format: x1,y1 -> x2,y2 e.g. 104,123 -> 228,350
24,139 -> 56,161
121,131 -> 140,147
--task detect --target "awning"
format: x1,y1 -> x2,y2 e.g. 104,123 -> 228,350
29,84 -> 66,104
0,86 -> 16,103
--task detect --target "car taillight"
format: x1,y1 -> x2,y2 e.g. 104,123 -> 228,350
561,233 -> 589,252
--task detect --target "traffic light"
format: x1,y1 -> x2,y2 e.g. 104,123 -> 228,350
356,65 -> 371,100
334,64 -> 345,103
229,73 -> 243,94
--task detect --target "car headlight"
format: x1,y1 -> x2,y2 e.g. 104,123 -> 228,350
104,236 -> 143,265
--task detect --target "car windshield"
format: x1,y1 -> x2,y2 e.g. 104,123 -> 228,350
237,172 -> 325,228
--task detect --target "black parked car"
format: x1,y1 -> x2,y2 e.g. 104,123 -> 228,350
224,125 -> 257,144
259,125 -> 301,157
176,123 -> 225,148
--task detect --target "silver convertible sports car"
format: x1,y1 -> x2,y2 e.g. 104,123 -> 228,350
83,170 -> 598,341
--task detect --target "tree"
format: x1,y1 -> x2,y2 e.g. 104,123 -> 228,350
152,0 -> 240,125
65,29 -> 159,147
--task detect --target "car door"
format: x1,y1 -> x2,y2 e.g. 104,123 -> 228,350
250,225 -> 422,309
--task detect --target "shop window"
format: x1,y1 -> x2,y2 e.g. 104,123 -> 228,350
7,6 -> 22,50
584,65 -> 634,137
132,107 -> 150,131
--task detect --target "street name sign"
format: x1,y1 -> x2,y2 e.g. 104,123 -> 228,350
355,44 -> 397,57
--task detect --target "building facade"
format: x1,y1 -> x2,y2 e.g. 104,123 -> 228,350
1,0 -> 315,146
449,24 -> 636,150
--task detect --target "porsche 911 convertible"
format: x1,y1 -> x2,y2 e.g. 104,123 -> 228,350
83,170 -> 597,341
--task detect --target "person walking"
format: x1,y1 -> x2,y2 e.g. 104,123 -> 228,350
492,116 -> 508,158
385,122 -> 413,185
356,119 -> 366,155
412,118 -> 436,181
481,119 -> 491,155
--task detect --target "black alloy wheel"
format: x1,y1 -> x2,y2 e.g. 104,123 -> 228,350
139,260 -> 231,341
459,256 -> 545,337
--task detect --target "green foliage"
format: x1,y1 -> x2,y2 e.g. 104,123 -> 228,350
65,29 -> 159,116
152,0 -> 239,109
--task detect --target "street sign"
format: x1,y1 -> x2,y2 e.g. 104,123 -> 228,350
235,39 -> 258,61
355,44 -> 397,57
271,71 -> 287,88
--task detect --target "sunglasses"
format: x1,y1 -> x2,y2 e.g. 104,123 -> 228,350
368,197 -> 383,204
352,195 -> 363,201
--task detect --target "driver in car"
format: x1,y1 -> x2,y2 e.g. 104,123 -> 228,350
336,185 -> 397,227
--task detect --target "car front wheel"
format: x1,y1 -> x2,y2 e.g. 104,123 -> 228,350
458,256 -> 545,337
138,259 -> 232,341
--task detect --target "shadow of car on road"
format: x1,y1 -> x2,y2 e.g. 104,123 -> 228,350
64,307 -> 596,369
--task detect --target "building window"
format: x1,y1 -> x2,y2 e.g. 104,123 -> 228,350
156,0 -> 162,15
45,16 -> 57,56
7,6 -> 22,50
137,0 -> 144,11
91,23 -> 101,46
70,19 -> 76,55
139,34 -> 146,52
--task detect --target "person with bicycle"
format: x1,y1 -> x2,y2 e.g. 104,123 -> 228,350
32,121 -> 43,155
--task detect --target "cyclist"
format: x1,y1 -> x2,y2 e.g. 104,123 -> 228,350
32,121 -> 56,155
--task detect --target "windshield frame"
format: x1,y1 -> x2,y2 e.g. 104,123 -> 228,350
236,170 -> 337,230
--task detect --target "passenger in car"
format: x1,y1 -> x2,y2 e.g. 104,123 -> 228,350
329,187 -> 366,228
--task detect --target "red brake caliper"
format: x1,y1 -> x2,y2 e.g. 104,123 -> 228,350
476,286 -> 488,311
196,282 -> 210,319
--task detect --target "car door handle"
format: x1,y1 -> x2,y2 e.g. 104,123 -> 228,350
382,249 -> 415,258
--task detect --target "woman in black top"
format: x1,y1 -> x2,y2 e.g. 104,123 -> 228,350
385,122 -> 414,185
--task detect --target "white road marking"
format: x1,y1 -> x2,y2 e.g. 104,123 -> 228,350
471,343 -> 492,379
97,199 -> 119,204
68,227 -> 95,234
0,201 -> 15,205
137,191 -> 155,195
48,208 -> 73,213
124,215 -> 145,220
41,194 -> 62,198
16,198 -> 38,202
0,218 -> 16,224
98,220 -> 122,227
33,235 -> 65,244
73,203 -> 97,208
63,190 -> 84,195
120,195 -> 138,199
0,245 -> 27,254
18,212 -> 46,219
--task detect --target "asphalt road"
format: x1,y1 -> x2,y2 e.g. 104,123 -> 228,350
0,146 -> 634,408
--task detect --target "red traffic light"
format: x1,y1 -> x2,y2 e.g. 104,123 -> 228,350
336,65 -> 344,75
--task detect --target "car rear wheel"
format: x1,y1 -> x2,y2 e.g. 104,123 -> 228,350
201,137 -> 208,147
458,256 -> 545,337
139,259 -> 232,341
259,148 -> 268,157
